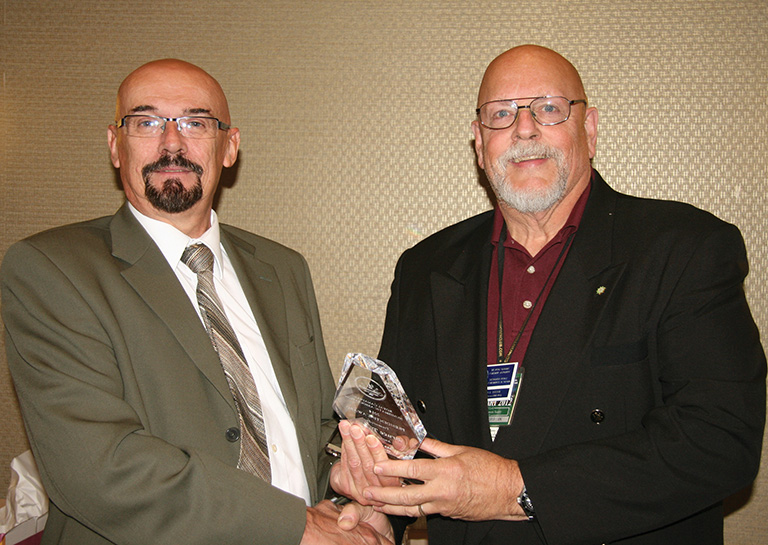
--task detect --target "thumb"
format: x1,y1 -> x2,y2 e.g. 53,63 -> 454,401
418,437 -> 460,458
337,502 -> 365,530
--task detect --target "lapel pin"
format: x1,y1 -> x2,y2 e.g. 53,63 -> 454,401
596,286 -> 606,295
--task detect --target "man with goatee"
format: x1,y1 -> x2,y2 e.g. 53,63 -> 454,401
2,59 -> 392,545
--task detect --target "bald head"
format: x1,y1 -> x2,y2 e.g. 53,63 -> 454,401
108,58 -> 240,237
115,59 -> 231,124
477,45 -> 587,107
470,45 -> 598,234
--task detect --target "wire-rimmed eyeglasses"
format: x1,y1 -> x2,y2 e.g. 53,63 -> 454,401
116,115 -> 231,139
476,96 -> 587,130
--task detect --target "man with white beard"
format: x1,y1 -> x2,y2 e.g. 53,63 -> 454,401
330,45 -> 766,545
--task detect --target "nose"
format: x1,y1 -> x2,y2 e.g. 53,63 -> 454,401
511,107 -> 540,140
157,120 -> 186,155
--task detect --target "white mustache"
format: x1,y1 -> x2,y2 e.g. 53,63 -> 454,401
499,142 -> 561,164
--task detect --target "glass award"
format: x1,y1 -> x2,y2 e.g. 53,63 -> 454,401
333,353 -> 427,460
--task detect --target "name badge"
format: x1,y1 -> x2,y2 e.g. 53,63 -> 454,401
487,362 -> 524,440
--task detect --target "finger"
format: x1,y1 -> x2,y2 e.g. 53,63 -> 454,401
347,424 -> 399,489
373,458 -> 430,482
339,422 -> 365,476
349,424 -> 380,485
343,426 -> 381,487
335,447 -> 362,496
365,435 -> 401,487
363,480 -> 431,509
365,433 -> 389,463
332,425 -> 371,502
391,435 -> 409,453
337,429 -> 390,506
373,503 -> 428,519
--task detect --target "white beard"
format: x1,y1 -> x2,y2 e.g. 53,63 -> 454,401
487,142 -> 569,214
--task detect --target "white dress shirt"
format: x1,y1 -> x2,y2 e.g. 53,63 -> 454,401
128,203 -> 311,505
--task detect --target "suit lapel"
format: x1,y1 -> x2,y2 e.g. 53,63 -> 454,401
110,205 -> 235,410
221,230 -> 299,425
493,174 -> 628,457
111,208 -> 300,428
431,215 -> 495,450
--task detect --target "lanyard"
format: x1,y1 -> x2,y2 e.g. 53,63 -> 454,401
496,226 -> 575,363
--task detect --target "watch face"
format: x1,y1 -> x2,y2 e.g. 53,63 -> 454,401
523,497 -> 534,513
518,489 -> 535,519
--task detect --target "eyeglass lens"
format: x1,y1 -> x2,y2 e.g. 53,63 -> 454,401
479,97 -> 574,129
122,115 -> 220,138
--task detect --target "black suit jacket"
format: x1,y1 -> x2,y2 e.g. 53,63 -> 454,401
379,172 -> 766,545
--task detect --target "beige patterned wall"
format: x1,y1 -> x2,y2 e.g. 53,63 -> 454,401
1,0 -> 766,541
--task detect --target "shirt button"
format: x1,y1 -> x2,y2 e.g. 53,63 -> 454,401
590,409 -> 605,424
271,444 -> 278,453
523,300 -> 533,309
527,265 -> 536,274
225,427 -> 241,442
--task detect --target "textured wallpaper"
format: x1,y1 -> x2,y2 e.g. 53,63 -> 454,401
1,1 -> 766,541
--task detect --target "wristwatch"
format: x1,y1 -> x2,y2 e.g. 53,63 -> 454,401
517,487 -> 536,521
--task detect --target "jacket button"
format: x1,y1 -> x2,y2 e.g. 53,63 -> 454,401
417,399 -> 427,414
590,409 -> 605,424
225,427 -> 241,442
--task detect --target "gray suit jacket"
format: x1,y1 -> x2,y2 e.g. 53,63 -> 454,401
380,172 -> 766,544
2,204 -> 337,545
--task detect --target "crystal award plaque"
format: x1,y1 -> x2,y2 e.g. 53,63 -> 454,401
333,353 -> 427,459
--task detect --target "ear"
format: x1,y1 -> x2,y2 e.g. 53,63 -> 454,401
584,107 -> 598,159
107,125 -> 120,168
222,128 -> 240,168
471,120 -> 486,170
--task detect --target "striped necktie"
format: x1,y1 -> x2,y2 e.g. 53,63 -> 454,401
181,243 -> 271,481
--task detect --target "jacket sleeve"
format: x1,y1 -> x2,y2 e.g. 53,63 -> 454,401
298,252 -> 338,497
377,253 -> 418,544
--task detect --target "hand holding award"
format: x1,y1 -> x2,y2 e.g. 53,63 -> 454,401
333,353 -> 427,459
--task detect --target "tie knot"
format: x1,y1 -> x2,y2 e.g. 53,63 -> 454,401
182,244 -> 214,274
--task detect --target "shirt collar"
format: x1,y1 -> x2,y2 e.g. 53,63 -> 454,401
127,202 -> 224,277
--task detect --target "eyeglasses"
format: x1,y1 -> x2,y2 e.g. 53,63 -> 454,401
116,115 -> 230,139
476,96 -> 587,130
